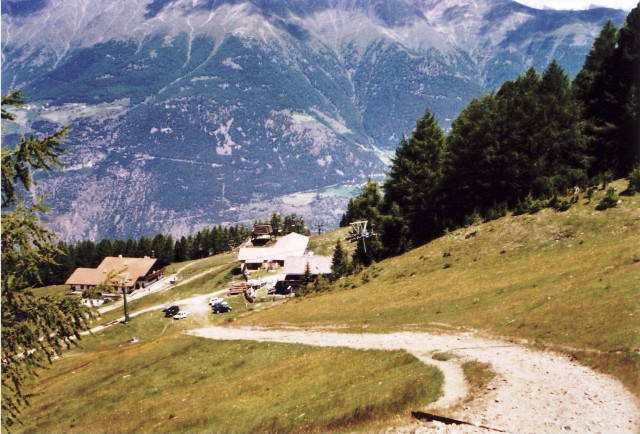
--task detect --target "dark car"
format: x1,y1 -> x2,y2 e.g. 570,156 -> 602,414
212,301 -> 232,314
163,305 -> 179,317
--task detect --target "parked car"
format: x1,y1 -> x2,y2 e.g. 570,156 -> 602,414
213,301 -> 232,314
173,311 -> 189,320
209,297 -> 224,306
163,305 -> 179,317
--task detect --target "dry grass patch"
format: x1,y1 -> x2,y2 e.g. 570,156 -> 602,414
462,361 -> 496,397
19,329 -> 442,433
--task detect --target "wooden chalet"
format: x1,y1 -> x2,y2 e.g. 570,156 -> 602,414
65,256 -> 164,294
251,224 -> 273,245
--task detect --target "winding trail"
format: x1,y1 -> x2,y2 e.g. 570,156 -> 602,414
187,326 -> 640,433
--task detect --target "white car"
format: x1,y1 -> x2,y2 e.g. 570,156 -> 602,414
173,311 -> 189,320
209,297 -> 224,306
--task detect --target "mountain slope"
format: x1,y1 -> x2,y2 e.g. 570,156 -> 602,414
236,179 -> 640,398
1,0 -> 627,241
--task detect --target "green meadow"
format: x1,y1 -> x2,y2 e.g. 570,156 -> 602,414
17,180 -> 640,432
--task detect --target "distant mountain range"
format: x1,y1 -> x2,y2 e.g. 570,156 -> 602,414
1,0 -> 627,241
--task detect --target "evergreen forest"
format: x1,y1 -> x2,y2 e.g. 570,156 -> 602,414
341,9 -> 640,264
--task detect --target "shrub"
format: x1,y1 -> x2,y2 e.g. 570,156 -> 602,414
483,202 -> 507,222
513,196 -> 533,216
548,196 -> 571,212
463,211 -> 483,226
627,167 -> 640,195
595,188 -> 619,211
528,200 -> 544,214
555,200 -> 571,212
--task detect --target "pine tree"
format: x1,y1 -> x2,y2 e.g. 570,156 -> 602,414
574,6 -> 640,176
383,111 -> 446,246
443,94 -> 499,224
379,202 -> 412,256
611,5 -> 640,174
342,179 -> 383,226
2,92 -> 94,429
536,60 -> 589,194
330,239 -> 350,281
269,212 -> 282,235
445,62 -> 587,225
95,239 -> 114,262
573,21 -> 620,176
282,213 -> 309,235
174,236 -> 188,262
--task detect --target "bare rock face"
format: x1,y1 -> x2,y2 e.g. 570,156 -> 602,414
1,0 -> 627,241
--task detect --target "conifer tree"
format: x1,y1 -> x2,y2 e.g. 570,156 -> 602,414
342,179 -> 383,226
612,5 -> 640,174
574,6 -> 640,176
269,212 -> 282,235
443,94 -> 498,224
536,60 -> 589,193
573,20 -> 618,104
383,111 -> 446,246
1,92 -> 93,429
174,236 -> 188,262
573,21 -> 620,176
330,239 -> 350,281
446,63 -> 587,224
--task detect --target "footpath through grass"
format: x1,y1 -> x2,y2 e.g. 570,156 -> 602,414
19,311 -> 442,433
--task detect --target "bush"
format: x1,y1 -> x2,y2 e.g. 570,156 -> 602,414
463,211 -> 483,226
483,202 -> 507,222
627,167 -> 640,195
513,196 -> 533,216
528,200 -> 544,214
548,196 -> 571,212
595,188 -> 619,211
555,200 -> 572,212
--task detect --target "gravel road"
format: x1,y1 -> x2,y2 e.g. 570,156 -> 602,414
187,326 -> 640,434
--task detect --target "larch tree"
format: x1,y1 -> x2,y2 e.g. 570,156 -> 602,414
443,94 -> 499,224
611,4 -> 640,174
573,20 -> 620,177
330,239 -> 351,281
574,5 -> 640,176
536,60 -> 589,194
1,91 -> 94,429
383,110 -> 447,247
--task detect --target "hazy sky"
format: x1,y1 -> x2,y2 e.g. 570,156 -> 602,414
516,0 -> 637,10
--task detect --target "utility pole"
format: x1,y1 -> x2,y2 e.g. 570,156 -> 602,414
315,223 -> 324,235
119,278 -> 131,323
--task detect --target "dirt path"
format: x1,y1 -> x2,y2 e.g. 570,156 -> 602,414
187,326 -> 640,433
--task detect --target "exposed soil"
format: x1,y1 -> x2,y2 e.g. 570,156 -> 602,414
187,326 -> 640,434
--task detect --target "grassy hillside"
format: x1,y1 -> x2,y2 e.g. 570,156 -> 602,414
18,310 -> 442,433
18,180 -> 638,432
236,180 -> 640,396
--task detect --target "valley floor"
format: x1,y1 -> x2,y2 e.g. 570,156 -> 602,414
188,326 -> 640,434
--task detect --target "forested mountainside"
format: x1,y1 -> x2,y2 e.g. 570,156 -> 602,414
1,0 -> 626,241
